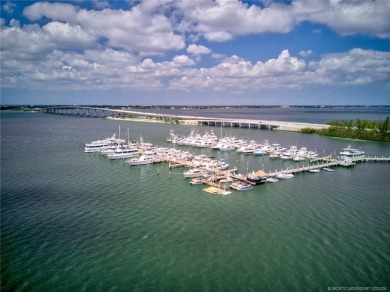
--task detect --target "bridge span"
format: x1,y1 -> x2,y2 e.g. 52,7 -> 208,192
40,106 -> 329,132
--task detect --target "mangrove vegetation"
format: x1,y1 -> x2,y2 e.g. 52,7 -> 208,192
301,117 -> 390,142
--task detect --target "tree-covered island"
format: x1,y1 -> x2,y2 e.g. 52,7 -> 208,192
301,117 -> 390,142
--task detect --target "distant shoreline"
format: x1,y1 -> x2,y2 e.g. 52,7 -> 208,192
5,109 -> 388,140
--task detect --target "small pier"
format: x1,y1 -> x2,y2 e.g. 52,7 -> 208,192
270,156 -> 390,177
273,161 -> 339,176
364,156 -> 390,162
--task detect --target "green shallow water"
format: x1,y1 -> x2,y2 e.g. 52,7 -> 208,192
1,112 -> 389,291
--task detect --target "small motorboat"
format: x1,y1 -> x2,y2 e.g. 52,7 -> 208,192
322,167 -> 335,172
219,176 -> 234,183
127,154 -> 154,166
189,177 -> 203,185
266,176 -> 279,183
219,145 -> 236,151
230,181 -> 253,191
309,168 -> 321,173
277,171 -> 294,179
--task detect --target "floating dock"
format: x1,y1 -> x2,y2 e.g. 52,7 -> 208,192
203,187 -> 231,196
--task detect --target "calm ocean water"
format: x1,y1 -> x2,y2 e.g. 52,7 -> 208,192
135,106 -> 390,124
1,110 -> 389,291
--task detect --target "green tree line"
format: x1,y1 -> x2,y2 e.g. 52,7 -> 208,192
301,116 -> 390,142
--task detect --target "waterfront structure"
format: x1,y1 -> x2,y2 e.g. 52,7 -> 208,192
40,106 -> 330,132
83,131 -> 390,194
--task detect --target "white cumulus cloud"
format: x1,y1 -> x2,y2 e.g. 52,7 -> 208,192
169,49 -> 390,91
43,22 -> 97,49
296,0 -> 390,39
23,2 -> 79,23
23,2 -> 185,55
174,0 -> 390,40
173,55 -> 195,66
186,44 -> 211,55
1,1 -> 389,94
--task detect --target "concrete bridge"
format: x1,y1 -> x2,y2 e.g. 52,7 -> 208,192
41,106 -> 140,118
41,105 -> 219,120
40,105 -> 330,132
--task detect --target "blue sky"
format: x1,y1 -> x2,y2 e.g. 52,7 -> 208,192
1,0 -> 390,105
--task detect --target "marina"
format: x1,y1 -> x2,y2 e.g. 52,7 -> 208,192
84,128 -> 390,195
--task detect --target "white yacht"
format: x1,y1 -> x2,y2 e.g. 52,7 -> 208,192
338,157 -> 356,167
293,155 -> 306,162
271,143 -> 287,152
277,171 -> 294,179
257,140 -> 272,153
107,146 -> 139,160
84,134 -> 125,153
305,151 -> 319,159
189,177 -> 204,185
269,152 -> 280,159
127,153 -> 154,166
102,142 -> 136,155
183,168 -> 209,178
100,144 -> 122,155
206,160 -> 229,171
266,176 -> 279,183
219,144 -> 236,151
338,145 -> 365,162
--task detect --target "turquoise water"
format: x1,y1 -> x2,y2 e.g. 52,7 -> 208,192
1,112 -> 389,291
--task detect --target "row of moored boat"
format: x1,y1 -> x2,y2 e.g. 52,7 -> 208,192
167,129 -> 321,161
84,130 -> 365,192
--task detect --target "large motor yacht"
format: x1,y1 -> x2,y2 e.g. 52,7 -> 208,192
338,145 -> 365,162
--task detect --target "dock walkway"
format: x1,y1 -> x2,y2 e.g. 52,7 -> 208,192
364,156 -> 390,162
160,152 -> 389,188
271,156 -> 390,176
